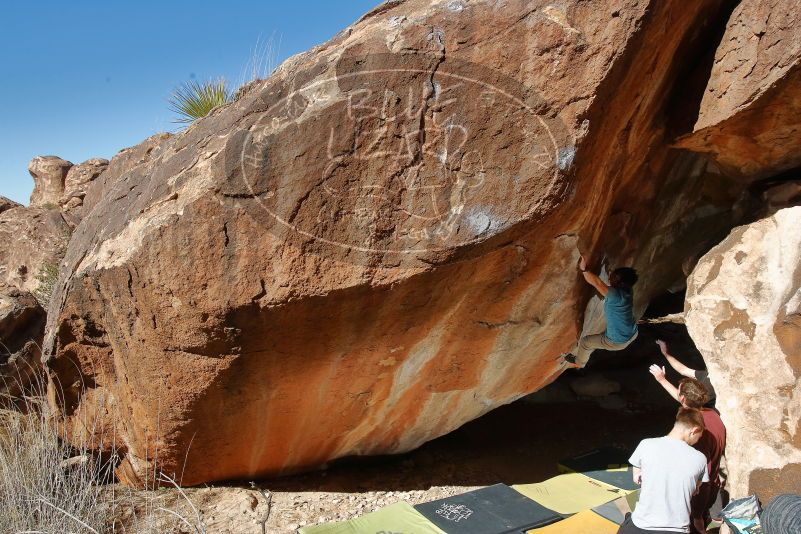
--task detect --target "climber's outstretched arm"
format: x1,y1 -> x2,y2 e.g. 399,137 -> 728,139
656,340 -> 696,378
649,364 -> 680,402
579,255 -> 609,297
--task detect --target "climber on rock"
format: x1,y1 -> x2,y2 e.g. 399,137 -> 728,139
648,371 -> 727,534
563,255 -> 639,368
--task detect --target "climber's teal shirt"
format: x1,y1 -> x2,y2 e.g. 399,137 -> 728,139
604,287 -> 637,343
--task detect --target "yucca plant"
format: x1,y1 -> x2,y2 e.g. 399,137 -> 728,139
169,79 -> 234,124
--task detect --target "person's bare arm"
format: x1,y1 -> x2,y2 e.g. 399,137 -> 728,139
656,340 -> 696,378
579,255 -> 609,297
649,364 -> 680,402
632,466 -> 642,485
691,480 -> 708,534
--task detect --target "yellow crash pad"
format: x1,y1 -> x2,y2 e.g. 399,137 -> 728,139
526,509 -> 619,533
298,501 -> 446,534
513,472 -> 629,515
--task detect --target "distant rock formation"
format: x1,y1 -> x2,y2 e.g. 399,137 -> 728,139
0,288 -> 46,398
0,196 -> 21,215
28,156 -> 73,208
0,206 -> 70,294
28,153 -> 112,217
0,151 -> 112,297
61,158 -> 109,214
686,207 -> 801,500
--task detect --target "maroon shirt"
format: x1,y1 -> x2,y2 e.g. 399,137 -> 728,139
694,408 -> 726,485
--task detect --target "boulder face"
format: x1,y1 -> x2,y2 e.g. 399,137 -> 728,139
0,288 -> 46,398
685,207 -> 801,500
675,0 -> 801,180
28,156 -> 73,208
678,4 -> 801,498
0,207 -> 71,294
44,0 -> 746,486
76,133 -> 171,220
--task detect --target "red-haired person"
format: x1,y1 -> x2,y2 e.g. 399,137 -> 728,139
655,340 -> 717,408
650,369 -> 727,534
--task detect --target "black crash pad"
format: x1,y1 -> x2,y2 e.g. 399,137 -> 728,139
414,483 -> 562,534
558,446 -> 639,491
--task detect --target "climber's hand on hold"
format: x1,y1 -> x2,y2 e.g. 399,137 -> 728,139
578,255 -> 609,296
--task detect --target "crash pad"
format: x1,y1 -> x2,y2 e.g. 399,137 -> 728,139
525,509 -> 619,533
512,472 -> 629,516
298,501 -> 446,534
415,483 -> 562,534
558,446 -> 638,491
591,490 -> 640,525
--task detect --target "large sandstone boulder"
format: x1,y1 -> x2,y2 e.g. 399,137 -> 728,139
685,207 -> 801,500
28,156 -> 73,208
0,288 -> 46,398
675,0 -> 801,180
0,207 -> 71,295
45,0 -> 744,486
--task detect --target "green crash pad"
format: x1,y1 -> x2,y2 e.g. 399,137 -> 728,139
414,483 -> 562,534
558,446 -> 638,491
298,501 -> 446,534
591,490 -> 640,525
512,472 -> 630,516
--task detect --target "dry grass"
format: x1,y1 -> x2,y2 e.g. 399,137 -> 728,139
0,392 -> 112,533
0,366 -> 207,534
240,33 -> 281,85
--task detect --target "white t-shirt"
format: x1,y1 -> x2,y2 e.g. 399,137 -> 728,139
630,436 -> 709,533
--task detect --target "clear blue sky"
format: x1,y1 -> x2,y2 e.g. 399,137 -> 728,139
0,0 -> 379,204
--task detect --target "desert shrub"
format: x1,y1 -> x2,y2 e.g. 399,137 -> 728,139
0,373 -> 206,533
0,394 -> 111,533
33,262 -> 60,309
169,79 -> 234,124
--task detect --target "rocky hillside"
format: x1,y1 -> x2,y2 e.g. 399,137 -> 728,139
0,0 -> 795,493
